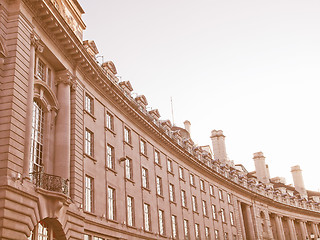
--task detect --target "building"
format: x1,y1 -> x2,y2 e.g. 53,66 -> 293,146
0,0 -> 320,239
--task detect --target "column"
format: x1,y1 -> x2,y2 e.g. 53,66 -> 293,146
54,70 -> 74,180
275,215 -> 285,240
287,218 -> 298,240
245,204 -> 256,240
299,221 -> 308,239
312,223 -> 319,239
22,33 -> 44,178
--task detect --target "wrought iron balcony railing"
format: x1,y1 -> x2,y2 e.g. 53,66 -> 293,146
30,172 -> 69,195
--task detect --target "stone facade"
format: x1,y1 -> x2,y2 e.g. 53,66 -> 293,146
0,0 -> 320,239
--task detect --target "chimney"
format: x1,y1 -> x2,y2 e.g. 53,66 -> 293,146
253,152 -> 270,184
210,130 -> 227,163
184,120 -> 191,135
291,165 -> 307,199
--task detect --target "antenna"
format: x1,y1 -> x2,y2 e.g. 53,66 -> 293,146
171,97 -> 175,126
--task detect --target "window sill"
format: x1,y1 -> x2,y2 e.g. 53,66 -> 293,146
190,184 -> 196,188
167,170 -> 174,176
84,210 -> 97,217
200,189 -> 206,193
125,178 -> 135,185
142,187 -> 151,193
140,152 -> 148,159
105,127 -> 116,137
106,167 -> 117,175
179,178 -> 186,182
107,219 -> 118,224
123,141 -> 133,149
127,225 -> 137,230
84,153 -> 97,163
155,162 -> 162,168
156,194 -> 164,199
170,200 -> 176,205
182,206 -> 188,210
193,211 -> 199,215
84,109 -> 96,122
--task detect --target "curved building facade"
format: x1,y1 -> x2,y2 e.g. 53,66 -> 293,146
0,0 -> 319,239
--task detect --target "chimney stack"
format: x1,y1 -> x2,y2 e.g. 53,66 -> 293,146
291,165 -> 307,199
253,152 -> 270,184
210,130 -> 227,163
184,120 -> 191,135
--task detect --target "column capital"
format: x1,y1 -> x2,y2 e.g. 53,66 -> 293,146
56,70 -> 77,89
30,32 -> 44,53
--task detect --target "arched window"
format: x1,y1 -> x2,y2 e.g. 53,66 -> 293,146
29,101 -> 44,173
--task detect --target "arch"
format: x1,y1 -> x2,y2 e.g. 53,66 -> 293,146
29,218 -> 67,240
34,80 -> 59,112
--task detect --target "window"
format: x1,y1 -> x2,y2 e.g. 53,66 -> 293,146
85,128 -> 94,157
107,187 -> 116,220
30,101 -> 44,173
125,158 -> 132,180
37,221 -> 48,240
106,111 -> 114,130
195,223 -> 200,240
200,179 -> 205,191
181,190 -> 187,207
154,150 -> 160,164
218,189 -> 223,200
210,185 -> 214,196
124,127 -> 131,143
85,94 -> 94,114
230,212 -> 235,225
169,184 -> 175,202
140,139 -> 146,155
212,204 -> 217,220
127,196 -> 134,226
156,176 -> 163,196
179,167 -> 184,179
106,144 -> 114,169
189,174 -> 195,186
142,167 -> 149,189
172,215 -> 178,239
158,209 -> 165,235
205,227 -> 210,240
224,232 -> 228,240
144,203 -> 151,231
93,237 -> 104,240
215,230 -> 219,240
227,193 -> 232,204
84,234 -> 91,240
184,219 -> 189,240
192,195 -> 197,212
167,159 -> 173,172
233,234 -> 237,240
221,208 -> 226,223
85,176 -> 93,212
36,58 -> 46,81
202,200 -> 207,216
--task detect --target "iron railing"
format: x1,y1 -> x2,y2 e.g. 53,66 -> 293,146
30,172 -> 69,195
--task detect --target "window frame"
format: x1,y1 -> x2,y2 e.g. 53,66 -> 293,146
202,200 -> 208,216
127,195 -> 134,227
179,166 -> 184,180
144,203 -> 151,231
106,111 -> 114,131
156,176 -> 163,196
184,219 -> 189,240
125,158 -> 133,180
189,173 -> 195,186
106,144 -> 115,170
85,93 -> 94,115
154,149 -> 160,164
107,186 -> 116,220
192,195 -> 198,212
169,183 -> 175,202
85,128 -> 94,157
141,167 -> 149,189
181,189 -> 187,207
124,126 -> 131,144
195,223 -> 200,240
158,209 -> 165,236
140,138 -> 147,155
200,179 -> 205,191
167,159 -> 173,173
85,175 -> 94,213
172,215 -> 178,239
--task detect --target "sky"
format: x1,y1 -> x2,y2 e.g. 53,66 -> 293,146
78,0 -> 320,191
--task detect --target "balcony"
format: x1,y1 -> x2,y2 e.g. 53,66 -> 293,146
30,172 -> 69,195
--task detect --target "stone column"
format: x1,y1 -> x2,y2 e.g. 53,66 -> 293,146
245,204 -> 256,240
275,215 -> 285,240
299,221 -> 308,239
23,33 -> 44,178
54,70 -> 74,181
287,218 -> 298,240
312,223 -> 319,239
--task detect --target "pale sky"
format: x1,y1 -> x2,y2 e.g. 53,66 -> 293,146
78,0 -> 320,191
